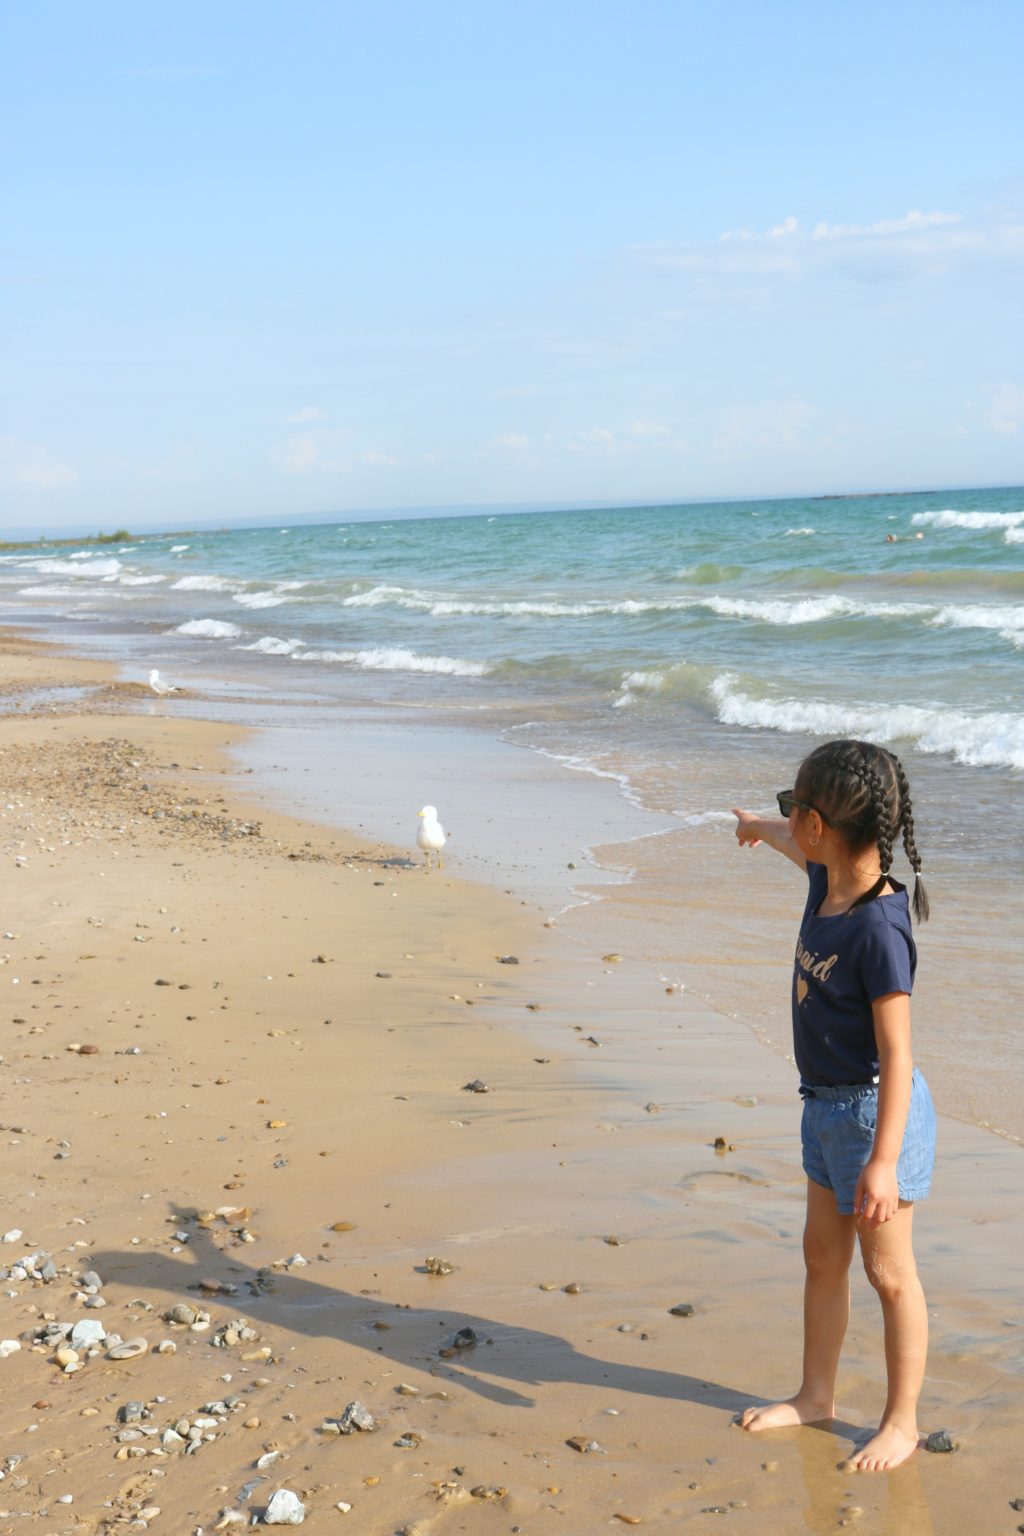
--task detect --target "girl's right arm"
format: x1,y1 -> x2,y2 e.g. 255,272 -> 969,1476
731,809 -> 807,870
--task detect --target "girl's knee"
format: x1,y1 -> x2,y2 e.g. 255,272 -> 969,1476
860,1245 -> 918,1299
803,1233 -> 853,1282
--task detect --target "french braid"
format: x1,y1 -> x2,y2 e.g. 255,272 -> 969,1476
796,739 -> 930,921
889,750 -> 930,922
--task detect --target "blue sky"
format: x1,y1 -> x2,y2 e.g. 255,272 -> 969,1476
2,0 -> 1022,532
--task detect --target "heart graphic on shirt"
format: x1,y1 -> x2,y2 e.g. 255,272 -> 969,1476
796,976 -> 809,1005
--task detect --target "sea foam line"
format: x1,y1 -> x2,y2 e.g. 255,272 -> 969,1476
912,509 -> 1024,532
709,673 -> 1024,772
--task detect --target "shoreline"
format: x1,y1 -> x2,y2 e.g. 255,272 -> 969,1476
0,634 -> 1021,1534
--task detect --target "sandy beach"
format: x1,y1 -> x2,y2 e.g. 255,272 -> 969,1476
1,633 -> 1021,1536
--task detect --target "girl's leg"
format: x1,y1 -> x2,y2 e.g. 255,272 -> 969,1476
849,1201 -> 927,1471
741,1179 -> 856,1430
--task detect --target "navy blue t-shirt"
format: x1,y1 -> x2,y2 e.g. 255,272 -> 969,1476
792,861 -> 916,1087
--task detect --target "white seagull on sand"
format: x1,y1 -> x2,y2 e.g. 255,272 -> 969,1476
416,805 -> 446,872
149,669 -> 180,696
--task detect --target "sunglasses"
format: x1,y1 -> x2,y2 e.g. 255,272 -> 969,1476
777,789 -> 831,824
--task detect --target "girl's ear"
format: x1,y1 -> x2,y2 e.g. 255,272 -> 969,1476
808,810 -> 825,842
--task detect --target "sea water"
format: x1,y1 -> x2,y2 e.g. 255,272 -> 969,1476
3,487 -> 1022,1138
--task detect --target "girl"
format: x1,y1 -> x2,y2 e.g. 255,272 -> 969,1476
732,738 -> 935,1473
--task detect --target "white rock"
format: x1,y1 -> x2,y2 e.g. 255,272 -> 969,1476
1,1230 -> 23,1244
0,1339 -> 22,1359
265,1488 -> 305,1525
70,1319 -> 107,1348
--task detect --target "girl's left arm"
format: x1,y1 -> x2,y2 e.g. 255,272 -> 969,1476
854,991 -> 913,1228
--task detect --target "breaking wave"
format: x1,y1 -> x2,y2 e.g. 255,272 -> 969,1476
912,509 -> 1024,533
709,673 -> 1024,771
297,646 -> 488,676
175,619 -> 243,639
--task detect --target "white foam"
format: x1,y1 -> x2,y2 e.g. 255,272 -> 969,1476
614,669 -> 667,707
1005,528 -> 1024,546
175,618 -> 242,639
238,636 -> 306,656
911,509 -> 1024,531
702,594 -> 925,625
297,646 -> 488,676
35,557 -> 123,577
232,591 -> 289,609
170,544 -> 189,552
18,584 -> 80,597
172,574 -> 238,592
931,603 -> 1024,634
113,573 -> 167,586
784,527 -> 816,535
709,673 -> 1024,771
343,584 -> 698,619
674,809 -> 737,826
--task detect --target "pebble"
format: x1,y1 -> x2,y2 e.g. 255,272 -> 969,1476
330,1221 -> 357,1232
70,1319 -> 106,1348
396,1383 -> 419,1396
462,1079 -> 489,1093
339,1400 -> 375,1434
567,1436 -> 605,1453
167,1304 -> 198,1326
108,1337 -> 149,1360
265,1489 -> 306,1525
924,1429 -> 958,1453
424,1256 -> 455,1276
0,1340 -> 21,1359
669,1303 -> 696,1317
562,1282 -> 582,1294
602,953 -> 623,963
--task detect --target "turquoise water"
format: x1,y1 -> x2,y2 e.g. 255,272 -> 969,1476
3,486 -> 1023,772
3,486 -> 1023,1138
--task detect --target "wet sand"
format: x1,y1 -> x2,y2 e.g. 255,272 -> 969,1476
0,634 -> 1021,1536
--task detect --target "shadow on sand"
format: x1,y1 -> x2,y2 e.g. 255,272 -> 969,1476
87,1204 -> 865,1444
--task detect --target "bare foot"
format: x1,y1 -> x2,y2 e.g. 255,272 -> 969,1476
847,1422 -> 920,1472
738,1393 -> 834,1432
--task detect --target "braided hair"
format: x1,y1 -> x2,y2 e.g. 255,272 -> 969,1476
795,739 -> 930,922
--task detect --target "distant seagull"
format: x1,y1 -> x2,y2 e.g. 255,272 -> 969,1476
149,669 -> 180,696
416,805 -> 446,872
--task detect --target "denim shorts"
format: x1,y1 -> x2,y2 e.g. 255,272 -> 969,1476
800,1067 -> 935,1215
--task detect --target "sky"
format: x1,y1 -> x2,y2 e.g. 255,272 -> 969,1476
1,0 -> 1022,533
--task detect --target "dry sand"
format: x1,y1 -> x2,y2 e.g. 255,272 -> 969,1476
0,634 -> 1021,1536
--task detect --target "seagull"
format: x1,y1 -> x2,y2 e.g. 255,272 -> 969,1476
149,669 -> 180,696
416,805 -> 446,872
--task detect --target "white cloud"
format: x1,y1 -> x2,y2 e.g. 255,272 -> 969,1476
624,419 -> 671,440
635,207 -> 1020,284
283,406 -> 327,424
278,434 -> 322,472
0,436 -> 78,489
812,210 -> 962,240
271,428 -> 401,474
988,383 -> 1024,436
482,432 -> 530,454
711,400 -> 814,459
